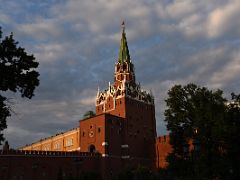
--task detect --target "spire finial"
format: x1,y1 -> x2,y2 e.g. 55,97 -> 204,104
122,21 -> 125,32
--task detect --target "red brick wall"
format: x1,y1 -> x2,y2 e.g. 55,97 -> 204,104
96,96 -> 126,118
96,94 -> 157,169
0,150 -> 101,180
155,135 -> 172,169
80,115 -> 106,154
125,98 -> 156,158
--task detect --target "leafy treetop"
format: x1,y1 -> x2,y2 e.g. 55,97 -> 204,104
0,27 -> 39,144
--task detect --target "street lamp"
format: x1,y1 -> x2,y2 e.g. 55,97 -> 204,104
193,128 -> 200,152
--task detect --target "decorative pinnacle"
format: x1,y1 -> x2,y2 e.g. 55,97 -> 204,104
97,86 -> 100,96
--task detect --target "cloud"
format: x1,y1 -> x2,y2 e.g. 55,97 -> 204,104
0,13 -> 11,24
210,50 -> 240,89
207,0 -> 240,38
80,96 -> 96,106
18,18 -> 63,40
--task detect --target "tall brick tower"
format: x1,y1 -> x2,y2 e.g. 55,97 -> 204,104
79,23 -> 157,178
94,22 -> 157,162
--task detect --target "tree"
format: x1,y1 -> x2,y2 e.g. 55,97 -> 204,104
82,111 -> 96,119
0,27 -> 39,144
224,93 -> 240,179
164,84 -> 229,179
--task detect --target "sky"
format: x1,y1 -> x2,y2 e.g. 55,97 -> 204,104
1,0 -> 240,148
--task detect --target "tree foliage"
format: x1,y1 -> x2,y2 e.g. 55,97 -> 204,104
224,93 -> 240,179
82,111 -> 96,119
0,28 -> 39,144
164,84 -> 240,179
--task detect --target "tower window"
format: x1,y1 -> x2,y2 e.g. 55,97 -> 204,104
123,64 -> 126,70
98,128 -> 101,133
90,125 -> 93,129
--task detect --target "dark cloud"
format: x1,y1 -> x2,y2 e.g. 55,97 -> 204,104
1,0 -> 240,148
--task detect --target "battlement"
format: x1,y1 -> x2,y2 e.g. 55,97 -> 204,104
156,135 -> 170,144
0,149 -> 100,158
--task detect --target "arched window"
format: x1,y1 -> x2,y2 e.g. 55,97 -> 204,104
88,144 -> 96,153
123,64 -> 127,71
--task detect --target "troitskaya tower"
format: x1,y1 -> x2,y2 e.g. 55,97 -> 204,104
95,22 -> 157,161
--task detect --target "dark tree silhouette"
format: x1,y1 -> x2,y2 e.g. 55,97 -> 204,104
164,84 -> 240,179
225,93 -> 240,179
165,84 -> 227,179
0,27 -> 39,144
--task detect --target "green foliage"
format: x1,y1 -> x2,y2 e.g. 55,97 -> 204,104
82,111 -> 96,119
0,95 -> 9,144
224,93 -> 240,179
0,28 -> 39,144
164,83 -> 240,179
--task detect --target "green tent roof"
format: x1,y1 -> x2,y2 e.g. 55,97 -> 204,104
118,22 -> 130,64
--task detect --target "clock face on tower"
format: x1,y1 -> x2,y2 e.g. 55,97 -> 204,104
89,130 -> 94,138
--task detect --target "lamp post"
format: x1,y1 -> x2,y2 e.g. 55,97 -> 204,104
192,128 -> 200,178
